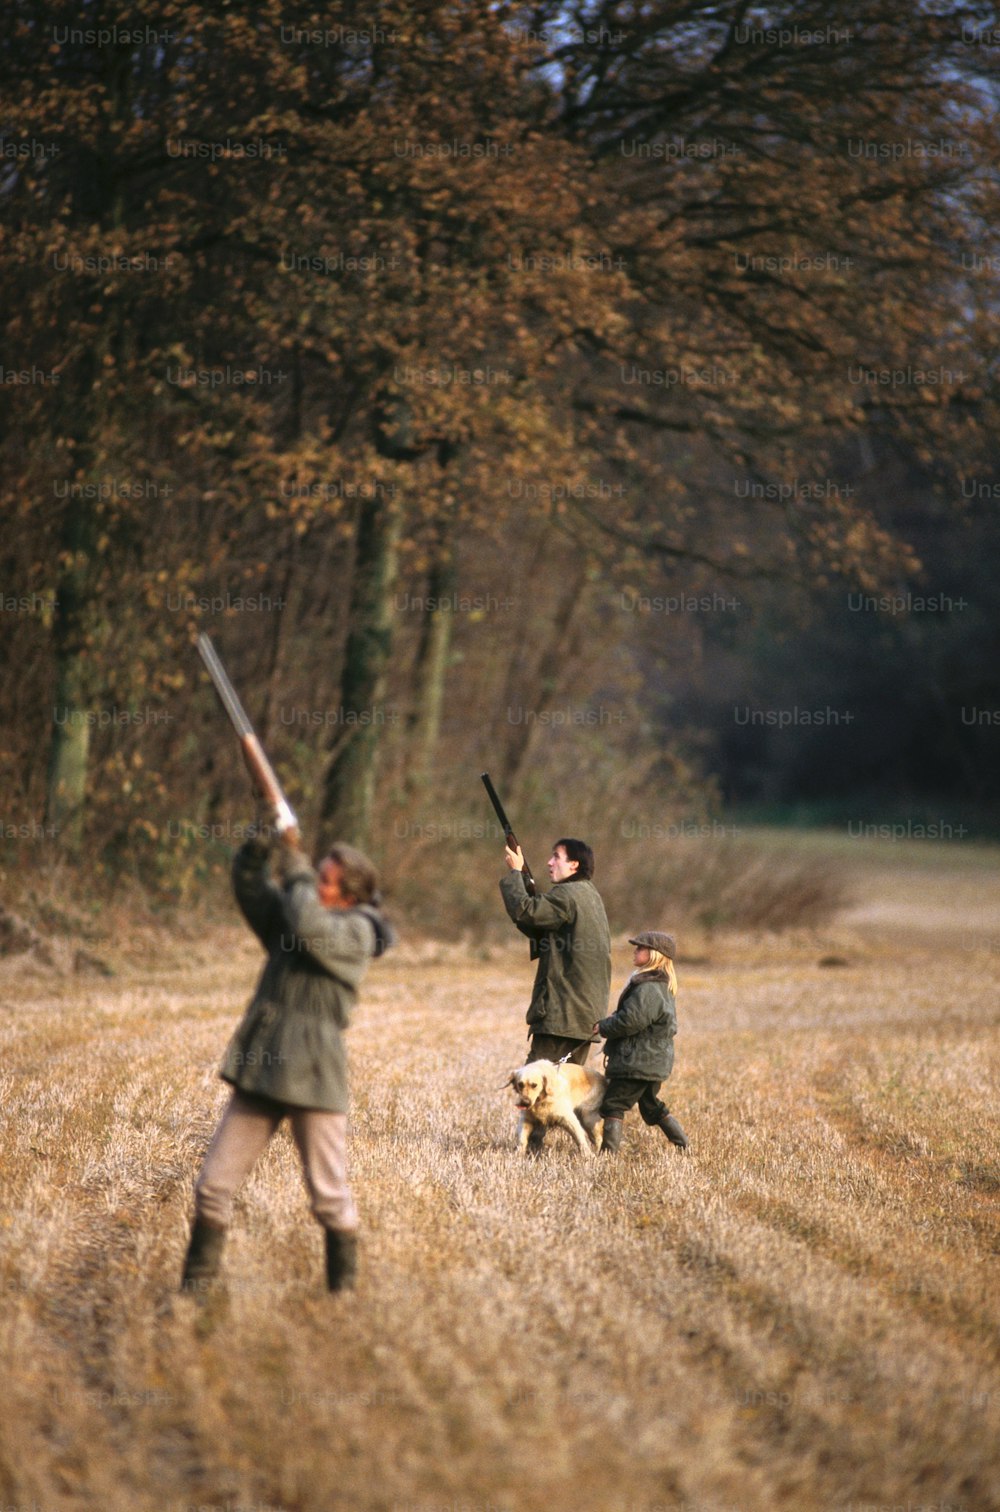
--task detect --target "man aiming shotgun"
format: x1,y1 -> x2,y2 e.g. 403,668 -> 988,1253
181,636 -> 393,1297
483,773 -> 611,1153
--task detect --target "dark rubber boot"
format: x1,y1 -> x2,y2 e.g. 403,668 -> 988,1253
658,1113 -> 689,1151
325,1229 -> 358,1293
526,1125 -> 547,1158
180,1218 -> 226,1295
600,1116 -> 624,1154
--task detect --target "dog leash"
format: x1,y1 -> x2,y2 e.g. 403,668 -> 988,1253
499,1051 -> 573,1087
502,1046 -> 600,1089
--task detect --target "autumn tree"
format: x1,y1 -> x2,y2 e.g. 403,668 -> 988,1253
494,0 -> 999,582
1,0 -> 997,882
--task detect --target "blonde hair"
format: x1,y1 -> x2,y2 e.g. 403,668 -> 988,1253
635,948 -> 677,995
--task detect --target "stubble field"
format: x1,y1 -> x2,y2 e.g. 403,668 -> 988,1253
1,834 -> 998,1512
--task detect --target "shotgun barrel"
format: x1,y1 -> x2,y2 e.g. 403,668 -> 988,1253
481,771 -> 537,895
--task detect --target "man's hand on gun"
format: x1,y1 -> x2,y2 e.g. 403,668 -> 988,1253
273,806 -> 300,848
253,799 -> 300,849
504,843 -> 525,872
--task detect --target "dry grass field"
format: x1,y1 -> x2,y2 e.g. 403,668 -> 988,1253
1,833 -> 998,1512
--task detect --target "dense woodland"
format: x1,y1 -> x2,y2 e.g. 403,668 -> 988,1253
2,0 -> 999,914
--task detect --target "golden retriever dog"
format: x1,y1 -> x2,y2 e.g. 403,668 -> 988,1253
506,1059 -> 607,1157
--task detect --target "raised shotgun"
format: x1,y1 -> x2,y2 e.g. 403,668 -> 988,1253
197,632 -> 298,836
481,771 -> 537,895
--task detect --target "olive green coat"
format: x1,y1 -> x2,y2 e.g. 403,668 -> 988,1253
499,870 -> 611,1040
219,838 -> 389,1114
597,970 -> 677,1081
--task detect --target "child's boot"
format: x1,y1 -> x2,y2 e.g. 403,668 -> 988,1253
656,1111 -> 689,1151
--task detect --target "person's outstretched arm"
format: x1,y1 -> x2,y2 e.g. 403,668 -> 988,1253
277,842 -> 377,975
499,865 -> 577,932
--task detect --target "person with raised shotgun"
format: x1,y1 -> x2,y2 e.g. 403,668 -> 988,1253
182,638 -> 393,1296
499,822 -> 611,1154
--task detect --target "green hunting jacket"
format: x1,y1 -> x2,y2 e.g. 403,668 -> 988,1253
499,870 -> 611,1040
597,969 -> 676,1081
219,837 -> 392,1114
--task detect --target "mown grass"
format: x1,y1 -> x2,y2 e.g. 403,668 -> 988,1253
0,845 -> 997,1512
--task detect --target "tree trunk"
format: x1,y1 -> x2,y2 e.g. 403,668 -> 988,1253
45,505 -> 95,854
404,520 -> 457,795
43,150 -> 121,855
500,556 -> 590,790
319,493 -> 402,849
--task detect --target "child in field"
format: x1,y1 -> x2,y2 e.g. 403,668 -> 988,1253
592,931 -> 688,1154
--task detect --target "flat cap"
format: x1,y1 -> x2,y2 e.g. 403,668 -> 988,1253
628,931 -> 676,958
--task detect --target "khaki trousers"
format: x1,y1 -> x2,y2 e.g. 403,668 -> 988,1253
195,1088 -> 358,1232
